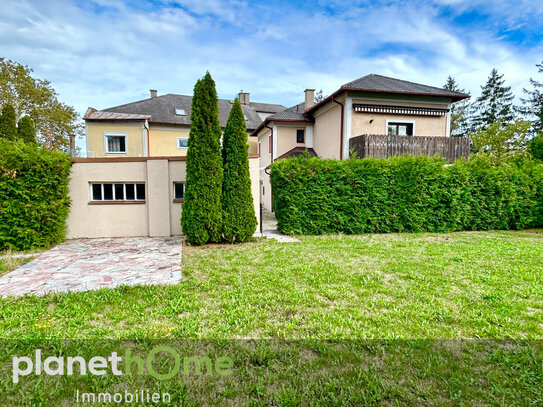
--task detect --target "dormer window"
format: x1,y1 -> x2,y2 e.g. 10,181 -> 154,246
175,108 -> 186,116
243,114 -> 248,121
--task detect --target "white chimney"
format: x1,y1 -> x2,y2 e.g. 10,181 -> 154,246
150,89 -> 157,98
305,89 -> 315,110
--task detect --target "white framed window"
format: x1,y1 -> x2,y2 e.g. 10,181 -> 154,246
173,182 -> 185,201
296,129 -> 305,143
386,120 -> 415,136
177,137 -> 189,149
104,133 -> 127,154
90,183 -> 145,202
175,108 -> 186,116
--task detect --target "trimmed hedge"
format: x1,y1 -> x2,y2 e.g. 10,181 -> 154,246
270,155 -> 543,235
0,140 -> 72,250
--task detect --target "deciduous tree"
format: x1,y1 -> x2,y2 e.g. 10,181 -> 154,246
0,58 -> 79,150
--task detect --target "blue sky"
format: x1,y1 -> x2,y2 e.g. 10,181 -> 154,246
1,0 -> 543,118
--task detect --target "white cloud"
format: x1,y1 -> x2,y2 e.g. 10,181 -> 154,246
0,0 -> 541,118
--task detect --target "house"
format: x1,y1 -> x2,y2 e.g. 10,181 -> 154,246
83,90 -> 285,158
71,73 -> 469,239
251,74 -> 469,210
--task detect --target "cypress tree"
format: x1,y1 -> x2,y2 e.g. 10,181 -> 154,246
221,99 -> 257,243
17,116 -> 36,144
471,69 -> 515,132
0,103 -> 17,141
181,72 -> 223,245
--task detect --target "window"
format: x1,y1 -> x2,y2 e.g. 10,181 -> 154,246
177,137 -> 188,149
175,108 -> 186,116
269,135 -> 272,155
387,122 -> 414,136
296,129 -> 305,143
243,114 -> 248,121
105,134 -> 127,153
90,183 -> 145,202
173,182 -> 184,201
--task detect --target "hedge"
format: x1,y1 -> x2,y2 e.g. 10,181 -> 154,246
270,155 -> 543,235
0,140 -> 72,250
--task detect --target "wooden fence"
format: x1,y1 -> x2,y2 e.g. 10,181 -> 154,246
349,134 -> 470,162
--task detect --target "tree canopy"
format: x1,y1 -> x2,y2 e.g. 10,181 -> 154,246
0,58 -> 79,150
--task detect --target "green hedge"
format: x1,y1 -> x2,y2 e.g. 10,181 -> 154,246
0,141 -> 72,250
270,155 -> 543,235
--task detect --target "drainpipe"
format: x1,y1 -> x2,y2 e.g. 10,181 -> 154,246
144,119 -> 150,157
264,123 -> 273,162
332,96 -> 345,160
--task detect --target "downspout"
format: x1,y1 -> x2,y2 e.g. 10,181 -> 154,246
264,123 -> 273,163
332,96 -> 345,160
144,119 -> 150,157
264,123 -> 273,211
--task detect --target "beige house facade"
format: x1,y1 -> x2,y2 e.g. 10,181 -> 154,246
252,74 -> 469,210
67,156 -> 260,239
73,73 -> 468,238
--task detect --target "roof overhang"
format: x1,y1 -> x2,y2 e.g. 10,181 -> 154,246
250,117 -> 314,137
304,87 -> 470,116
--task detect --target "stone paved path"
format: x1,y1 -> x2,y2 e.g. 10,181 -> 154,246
0,237 -> 182,297
261,209 -> 300,243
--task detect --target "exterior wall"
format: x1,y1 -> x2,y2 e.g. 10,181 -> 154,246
67,156 -> 260,238
313,103 -> 342,159
257,128 -> 272,211
67,161 -> 149,237
86,122 -> 145,158
276,125 -> 307,157
168,160 -> 187,236
350,98 -> 448,138
87,122 -> 258,158
149,125 -> 190,157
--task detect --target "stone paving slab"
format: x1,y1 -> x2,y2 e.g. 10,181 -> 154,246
0,237 -> 182,298
261,208 -> 300,243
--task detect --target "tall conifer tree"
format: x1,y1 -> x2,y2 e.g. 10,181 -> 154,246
520,60 -> 543,132
221,99 -> 257,243
443,76 -> 470,137
471,69 -> 515,131
17,116 -> 36,144
181,72 -> 223,245
0,103 -> 17,141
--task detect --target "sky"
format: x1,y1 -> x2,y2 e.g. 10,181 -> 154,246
1,0 -> 543,119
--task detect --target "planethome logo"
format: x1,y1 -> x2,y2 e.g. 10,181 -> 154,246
12,346 -> 233,384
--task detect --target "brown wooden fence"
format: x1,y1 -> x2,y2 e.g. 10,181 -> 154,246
349,134 -> 470,162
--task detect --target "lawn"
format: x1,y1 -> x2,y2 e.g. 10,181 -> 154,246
0,230 -> 542,405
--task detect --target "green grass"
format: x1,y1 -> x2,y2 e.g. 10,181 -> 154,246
1,230 -> 542,339
1,231 -> 542,405
0,254 -> 33,278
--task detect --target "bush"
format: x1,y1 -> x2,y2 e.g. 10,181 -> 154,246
528,134 -> 543,161
270,155 -> 543,235
221,99 -> 257,243
0,140 -> 72,250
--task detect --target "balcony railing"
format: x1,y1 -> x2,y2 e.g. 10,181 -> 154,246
349,134 -> 470,162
